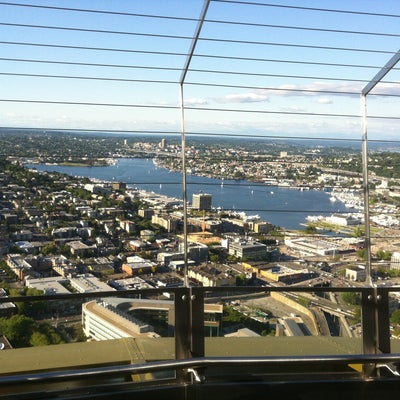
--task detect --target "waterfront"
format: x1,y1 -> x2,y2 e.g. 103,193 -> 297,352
27,158 -> 352,230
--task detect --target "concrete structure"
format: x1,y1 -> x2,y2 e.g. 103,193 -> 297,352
112,182 -> 126,191
192,193 -> 212,211
70,274 -> 114,293
82,297 -> 223,341
262,265 -> 317,284
188,265 -> 236,287
82,300 -> 155,341
26,273 -> 112,294
122,256 -> 156,276
25,276 -> 71,295
0,289 -> 16,318
228,239 -> 267,260
67,240 -> 96,257
109,277 -> 154,291
280,317 -> 307,337
140,229 -> 155,240
178,242 -> 209,263
249,220 -> 273,234
6,254 -> 33,280
285,237 -> 341,256
151,214 -> 178,232
346,266 -> 366,281
157,251 -> 184,266
128,239 -> 147,251
119,220 -> 136,233
390,252 -> 400,271
138,208 -> 154,219
326,214 -> 361,226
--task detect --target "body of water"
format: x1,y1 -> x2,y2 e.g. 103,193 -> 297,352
27,158 -> 352,230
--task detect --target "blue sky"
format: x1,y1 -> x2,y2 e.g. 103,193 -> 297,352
1,0 -> 400,140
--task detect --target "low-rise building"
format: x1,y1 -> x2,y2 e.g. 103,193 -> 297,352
82,297 -> 223,341
70,274 -> 114,293
346,266 -> 366,281
228,239 -> 268,260
6,254 -> 33,280
0,289 -> 16,318
122,256 -> 156,276
285,237 -> 341,256
391,252 -> 400,271
188,265 -> 236,287
262,265 -> 318,284
138,208 -> 154,219
119,220 -> 136,234
67,240 -> 96,257
151,214 -> 178,232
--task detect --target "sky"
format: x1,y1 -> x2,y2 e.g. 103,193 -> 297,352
1,0 -> 400,141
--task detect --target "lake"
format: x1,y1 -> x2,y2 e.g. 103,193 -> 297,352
26,158 -> 351,230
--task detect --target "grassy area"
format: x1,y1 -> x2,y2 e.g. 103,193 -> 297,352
304,221 -> 380,236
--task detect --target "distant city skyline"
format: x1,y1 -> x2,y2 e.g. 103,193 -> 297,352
1,1 -> 400,139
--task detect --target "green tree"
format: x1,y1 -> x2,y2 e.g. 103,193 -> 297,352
375,249 -> 392,261
30,331 -> 51,347
41,243 -> 59,255
342,292 -> 361,306
390,309 -> 400,325
356,248 -> 367,261
210,254 -> 220,263
305,225 -> 317,234
352,226 -> 364,238
0,314 -> 35,347
236,273 -> 246,286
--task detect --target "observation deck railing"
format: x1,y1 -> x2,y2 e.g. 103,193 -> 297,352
1,284 -> 400,399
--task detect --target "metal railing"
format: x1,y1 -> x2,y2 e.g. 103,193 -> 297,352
1,284 -> 400,381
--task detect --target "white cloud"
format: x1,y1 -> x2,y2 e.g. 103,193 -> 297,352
209,81 -> 365,106
317,97 -> 333,104
184,98 -> 208,106
217,92 -> 269,103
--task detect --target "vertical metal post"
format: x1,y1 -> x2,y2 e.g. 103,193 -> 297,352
361,49 -> 400,285
175,1 -> 210,382
174,287 -> 205,382
361,287 -> 391,377
361,288 -> 377,378
179,0 -> 211,288
360,50 -> 400,366
361,288 -> 376,354
361,94 -> 372,286
190,287 -> 205,358
376,288 -> 390,354
174,288 -> 191,383
174,288 -> 205,359
180,84 -> 189,288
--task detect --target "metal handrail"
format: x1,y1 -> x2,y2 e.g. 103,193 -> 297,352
1,353 -> 400,386
1,284 -> 399,373
1,284 -> 399,303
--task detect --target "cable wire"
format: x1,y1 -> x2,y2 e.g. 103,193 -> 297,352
212,0 -> 400,19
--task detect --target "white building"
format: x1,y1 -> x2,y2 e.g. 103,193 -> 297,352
326,214 -> 361,226
390,252 -> 400,271
284,237 -> 341,256
346,266 -> 366,281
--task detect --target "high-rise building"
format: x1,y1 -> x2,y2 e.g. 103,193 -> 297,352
192,193 -> 212,211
